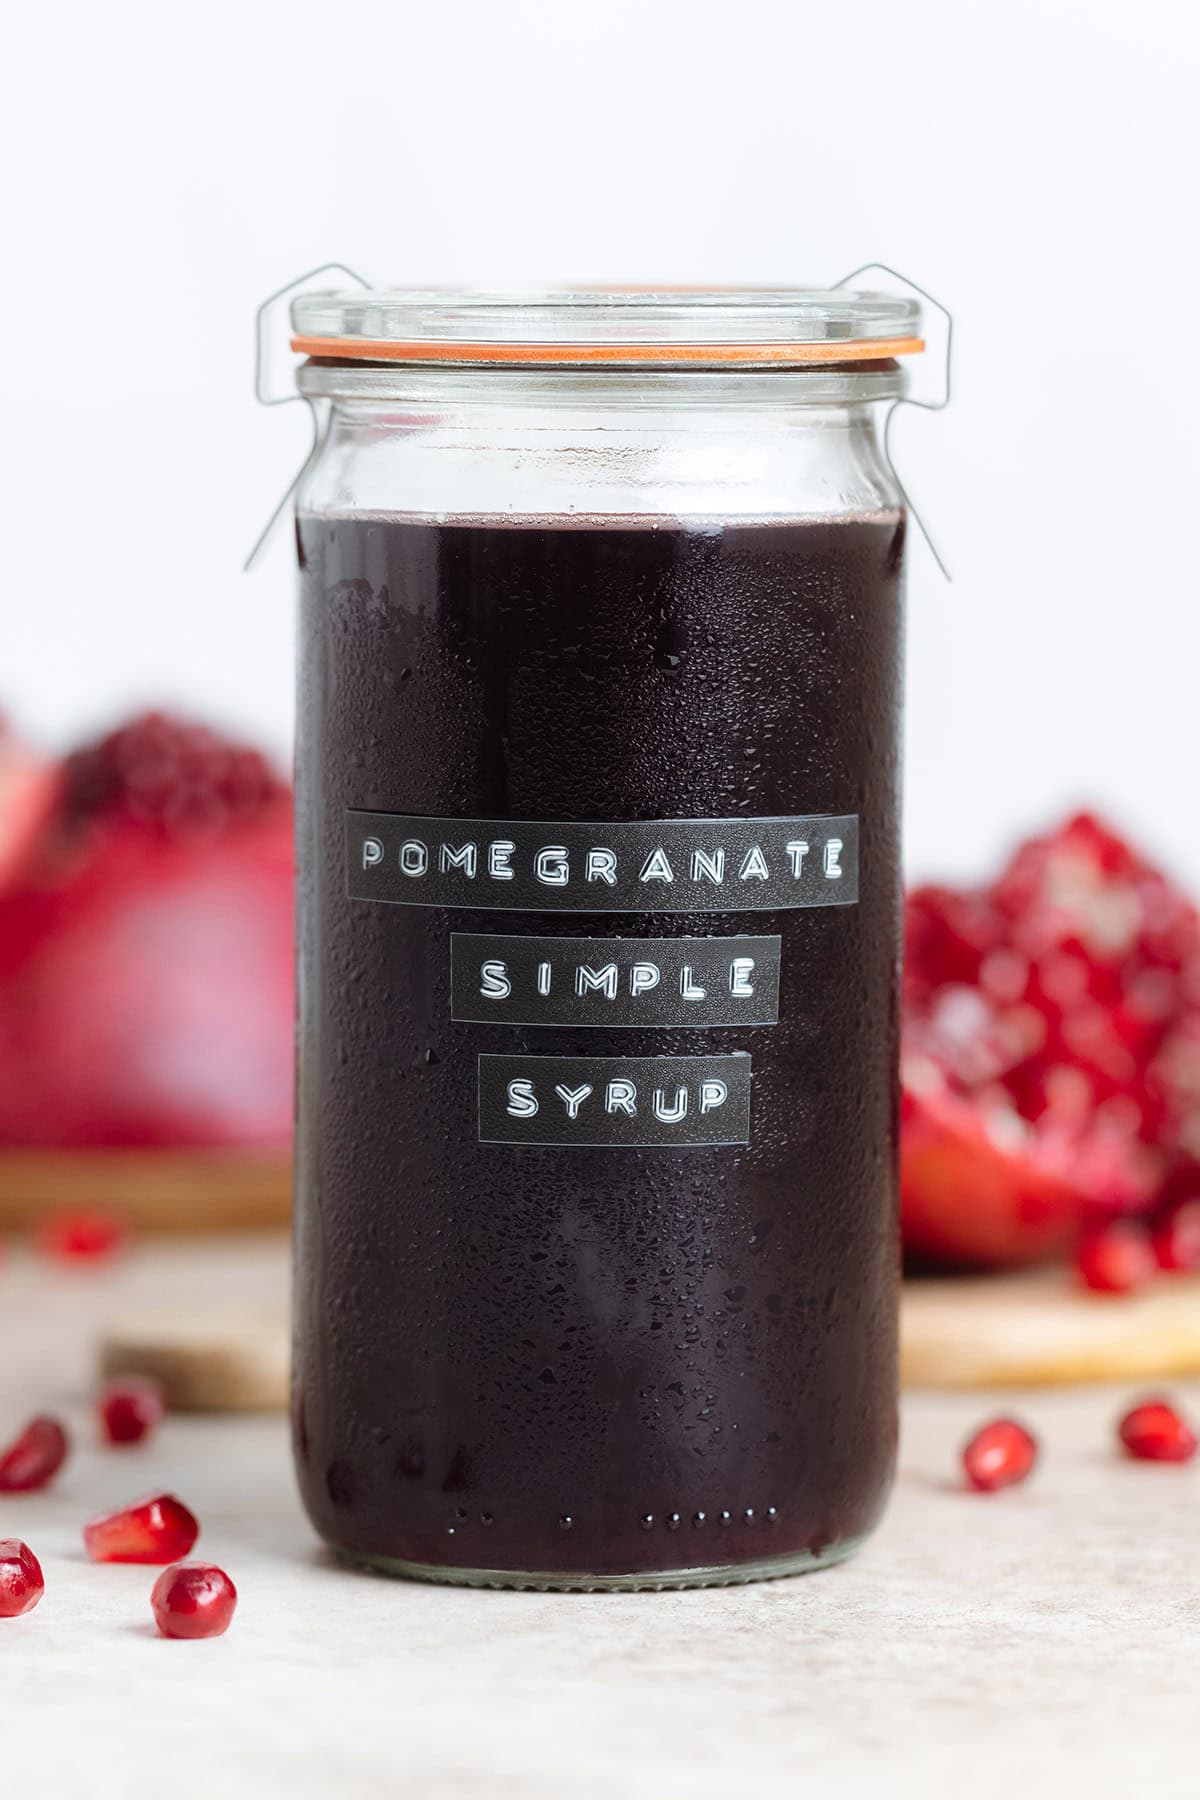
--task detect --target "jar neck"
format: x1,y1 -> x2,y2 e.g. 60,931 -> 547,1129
296,359 -> 907,411
296,363 -> 904,524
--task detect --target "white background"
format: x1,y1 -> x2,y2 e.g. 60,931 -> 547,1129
4,0 -> 1197,885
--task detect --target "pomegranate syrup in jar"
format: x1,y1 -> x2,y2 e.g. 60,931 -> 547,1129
289,289 -> 922,1588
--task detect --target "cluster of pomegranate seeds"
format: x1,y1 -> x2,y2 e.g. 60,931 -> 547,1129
1118,1399 -> 1198,1463
903,813 -> 1200,1271
0,1539 -> 44,1617
961,1417 -> 1039,1491
83,1494 -> 199,1564
0,1416 -> 70,1492
62,711 -> 289,841
151,1563 -> 238,1639
37,1209 -> 125,1263
99,1377 -> 165,1447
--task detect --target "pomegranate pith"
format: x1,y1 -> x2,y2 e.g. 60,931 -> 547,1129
151,1563 -> 237,1639
962,1417 -> 1038,1492
1118,1399 -> 1198,1463
0,1539 -> 44,1617
0,1415 -> 70,1492
99,1377 -> 165,1446
83,1493 -> 199,1564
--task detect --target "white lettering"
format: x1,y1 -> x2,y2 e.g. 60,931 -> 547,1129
738,846 -> 770,882
729,957 -> 756,997
680,966 -> 707,1001
824,838 -> 844,879
554,1083 -> 593,1120
479,961 -> 511,1000
399,839 -> 428,877
506,1079 -> 538,1118
629,962 -> 661,996
605,1079 -> 638,1117
576,964 -> 618,1001
535,846 -> 570,887
652,1086 -> 689,1124
586,848 -> 617,886
440,842 -> 477,879
691,847 -> 725,884
699,1079 -> 729,1114
786,840 -> 810,878
362,835 -> 385,870
639,847 -> 675,884
536,961 -> 552,996
487,840 -> 515,880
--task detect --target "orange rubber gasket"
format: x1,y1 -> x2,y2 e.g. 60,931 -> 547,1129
290,334 -> 925,366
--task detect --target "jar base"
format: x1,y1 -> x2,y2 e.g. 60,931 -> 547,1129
331,1534 -> 866,1592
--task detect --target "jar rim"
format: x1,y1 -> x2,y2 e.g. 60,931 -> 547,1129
289,285 -> 923,368
295,360 -> 909,407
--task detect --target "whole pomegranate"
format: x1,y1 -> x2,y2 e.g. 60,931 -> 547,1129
0,712 -> 293,1149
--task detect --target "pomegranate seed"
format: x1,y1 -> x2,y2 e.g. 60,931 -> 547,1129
37,1209 -> 125,1262
962,1417 -> 1039,1492
1153,1200 -> 1200,1273
83,1493 -> 199,1564
151,1563 -> 237,1639
1118,1398 -> 1198,1463
99,1377 -> 166,1447
1076,1220 -> 1157,1294
0,1416 -> 70,1492
0,1539 -> 45,1618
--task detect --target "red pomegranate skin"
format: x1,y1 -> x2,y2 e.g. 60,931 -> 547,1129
0,715 -> 294,1150
901,1081 -> 1087,1267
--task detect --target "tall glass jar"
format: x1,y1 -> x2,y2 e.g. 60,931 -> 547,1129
289,289 -> 921,1589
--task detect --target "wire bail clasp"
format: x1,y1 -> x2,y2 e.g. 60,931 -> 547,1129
244,262 -> 370,571
833,262 -> 952,581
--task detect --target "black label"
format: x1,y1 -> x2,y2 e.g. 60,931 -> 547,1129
347,811 -> 857,913
478,1053 -> 752,1147
451,932 -> 780,1027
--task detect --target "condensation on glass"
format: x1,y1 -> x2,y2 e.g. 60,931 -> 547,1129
289,288 -> 923,1589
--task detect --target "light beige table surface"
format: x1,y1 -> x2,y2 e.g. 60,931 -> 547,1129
2,1236 -> 1197,1800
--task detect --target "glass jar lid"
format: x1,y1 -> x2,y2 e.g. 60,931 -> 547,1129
290,286 -> 923,368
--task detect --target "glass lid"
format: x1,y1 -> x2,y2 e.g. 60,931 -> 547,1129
290,286 -> 924,368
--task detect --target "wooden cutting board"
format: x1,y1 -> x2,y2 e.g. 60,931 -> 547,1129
0,1149 -> 291,1232
902,1269 -> 1200,1387
114,1271 -> 1200,1412
7,1152 -> 1198,1392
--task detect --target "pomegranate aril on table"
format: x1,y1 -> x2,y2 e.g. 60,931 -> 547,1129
0,1538 -> 44,1618
151,1562 -> 237,1639
83,1493 -> 199,1564
37,1209 -> 125,1263
99,1377 -> 166,1446
962,1417 -> 1039,1492
1118,1399 -> 1198,1463
0,1415 -> 70,1492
